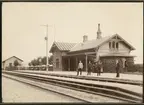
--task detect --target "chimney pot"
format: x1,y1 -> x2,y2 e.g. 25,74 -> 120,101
97,23 -> 102,39
83,35 -> 88,42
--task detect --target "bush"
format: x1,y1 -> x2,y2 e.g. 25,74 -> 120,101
128,64 -> 143,72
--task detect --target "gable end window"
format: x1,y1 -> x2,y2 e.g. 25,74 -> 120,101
112,41 -> 115,49
116,42 -> 119,49
109,41 -> 119,50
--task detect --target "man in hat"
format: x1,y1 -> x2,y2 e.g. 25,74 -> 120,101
116,59 -> 120,77
77,60 -> 83,76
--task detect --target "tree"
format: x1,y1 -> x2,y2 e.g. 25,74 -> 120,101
29,55 -> 53,66
35,58 -> 39,65
42,56 -> 47,65
28,63 -> 31,66
31,59 -> 37,66
14,60 -> 19,67
49,55 -> 53,65
30,60 -> 33,66
41,56 -> 53,65
37,57 -> 42,65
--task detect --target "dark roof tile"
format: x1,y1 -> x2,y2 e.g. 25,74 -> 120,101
50,42 -> 77,52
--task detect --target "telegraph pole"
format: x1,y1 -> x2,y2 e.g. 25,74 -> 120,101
41,24 -> 51,71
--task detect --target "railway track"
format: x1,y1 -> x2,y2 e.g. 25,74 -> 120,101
13,70 -> 142,86
2,75 -> 89,103
2,71 -> 142,103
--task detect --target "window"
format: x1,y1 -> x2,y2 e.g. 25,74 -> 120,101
110,41 -> 119,50
112,41 -> 115,48
109,42 -> 111,49
56,59 -> 59,68
116,42 -> 119,49
9,63 -> 12,67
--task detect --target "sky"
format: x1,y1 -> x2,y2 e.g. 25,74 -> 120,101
2,2 -> 143,65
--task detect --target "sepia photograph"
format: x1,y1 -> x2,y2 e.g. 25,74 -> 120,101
2,2 -> 143,103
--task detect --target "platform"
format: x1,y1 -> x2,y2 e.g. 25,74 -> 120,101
16,70 -> 142,81
4,70 -> 143,95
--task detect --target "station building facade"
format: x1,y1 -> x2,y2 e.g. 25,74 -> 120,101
49,24 -> 135,72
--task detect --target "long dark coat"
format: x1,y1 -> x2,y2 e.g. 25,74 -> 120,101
88,63 -> 93,72
93,63 -> 98,73
116,62 -> 120,72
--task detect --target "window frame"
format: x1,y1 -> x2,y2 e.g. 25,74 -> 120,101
109,42 -> 111,49
116,42 -> 119,50
112,41 -> 115,49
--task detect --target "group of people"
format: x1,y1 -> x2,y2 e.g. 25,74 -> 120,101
77,60 -> 103,76
77,59 -> 128,78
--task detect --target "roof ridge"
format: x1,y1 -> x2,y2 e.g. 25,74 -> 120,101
80,35 -> 111,43
54,41 -> 77,44
70,35 -> 113,52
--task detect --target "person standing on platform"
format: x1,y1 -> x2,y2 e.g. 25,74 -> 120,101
87,61 -> 92,75
100,61 -> 103,74
93,62 -> 97,73
77,60 -> 83,76
92,62 -> 95,73
97,61 -> 101,76
116,59 -> 120,77
124,60 -> 128,72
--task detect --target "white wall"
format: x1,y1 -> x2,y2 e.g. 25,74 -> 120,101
53,48 -> 62,71
98,41 -> 131,55
3,57 -> 23,69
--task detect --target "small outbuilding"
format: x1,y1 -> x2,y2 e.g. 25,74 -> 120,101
2,56 -> 23,70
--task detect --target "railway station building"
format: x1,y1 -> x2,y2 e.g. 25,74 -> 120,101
49,24 -> 136,72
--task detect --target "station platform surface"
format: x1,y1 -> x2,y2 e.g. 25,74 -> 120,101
6,70 -> 143,94
16,70 -> 143,81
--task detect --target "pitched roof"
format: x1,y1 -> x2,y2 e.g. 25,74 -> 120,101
70,34 -> 135,52
2,56 -> 23,63
70,36 -> 111,52
49,34 -> 135,53
49,41 -> 77,52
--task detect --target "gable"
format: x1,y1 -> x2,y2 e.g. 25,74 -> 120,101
113,34 -> 135,50
50,43 -> 60,53
98,34 -> 135,50
3,56 -> 23,63
119,42 -> 130,51
99,40 -> 130,52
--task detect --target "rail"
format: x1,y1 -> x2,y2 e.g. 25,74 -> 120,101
2,71 -> 142,103
12,70 -> 142,86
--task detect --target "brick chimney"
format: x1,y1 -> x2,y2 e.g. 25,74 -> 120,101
97,23 -> 102,39
83,35 -> 88,42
